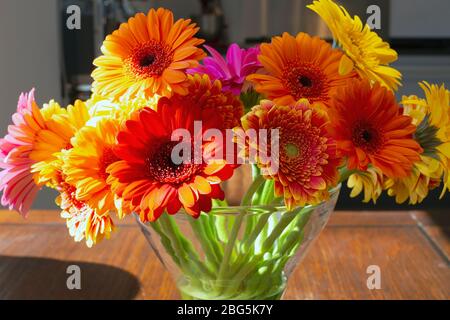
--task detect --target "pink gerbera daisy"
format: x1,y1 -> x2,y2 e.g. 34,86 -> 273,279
188,43 -> 262,95
0,90 -> 42,216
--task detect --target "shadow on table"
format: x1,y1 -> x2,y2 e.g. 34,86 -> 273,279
0,256 -> 140,299
426,210 -> 450,239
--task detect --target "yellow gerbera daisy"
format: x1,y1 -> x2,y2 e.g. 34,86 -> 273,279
384,157 -> 442,204
419,82 -> 450,165
383,83 -> 448,204
86,94 -> 158,126
92,7 -> 205,102
347,167 -> 384,203
308,0 -> 401,91
402,82 -> 450,196
30,100 -> 90,188
63,119 -> 127,217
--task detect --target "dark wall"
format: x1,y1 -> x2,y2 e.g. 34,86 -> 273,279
336,185 -> 450,210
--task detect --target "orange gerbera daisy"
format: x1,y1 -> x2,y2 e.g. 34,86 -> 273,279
63,119 -> 127,217
158,74 -> 244,130
92,8 -> 206,101
107,103 -> 235,222
247,32 -> 356,107
240,99 -> 341,208
57,178 -> 115,247
328,79 -> 423,178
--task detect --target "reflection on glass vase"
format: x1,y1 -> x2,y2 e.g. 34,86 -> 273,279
136,185 -> 341,300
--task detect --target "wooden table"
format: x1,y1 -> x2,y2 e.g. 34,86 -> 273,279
0,210 -> 448,300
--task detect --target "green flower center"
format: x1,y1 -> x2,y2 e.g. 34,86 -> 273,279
284,143 -> 300,158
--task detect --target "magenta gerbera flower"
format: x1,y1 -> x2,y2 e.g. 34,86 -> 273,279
188,43 -> 262,95
0,89 -> 41,216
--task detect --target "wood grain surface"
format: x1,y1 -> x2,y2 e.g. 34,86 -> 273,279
0,210 -> 448,300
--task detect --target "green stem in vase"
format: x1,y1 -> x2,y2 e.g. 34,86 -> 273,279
159,214 -> 215,279
250,164 -> 263,204
224,205 -> 312,293
260,206 -> 304,252
279,227 -> 305,258
149,220 -> 181,267
260,179 -> 275,204
212,198 -> 228,208
243,166 -> 267,243
189,216 -> 221,270
241,212 -> 272,251
216,175 -> 266,281
241,174 -> 266,206
240,179 -> 276,251
203,214 -> 224,259
277,207 -> 312,249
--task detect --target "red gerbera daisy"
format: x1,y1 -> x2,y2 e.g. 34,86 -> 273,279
328,79 -> 423,178
107,101 -> 235,222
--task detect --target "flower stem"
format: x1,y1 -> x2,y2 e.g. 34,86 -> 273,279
189,217 -> 220,269
159,214 -> 214,279
260,179 -> 275,204
250,164 -> 262,204
216,175 -> 266,281
241,174 -> 266,206
212,198 -> 228,208
260,206 -> 304,252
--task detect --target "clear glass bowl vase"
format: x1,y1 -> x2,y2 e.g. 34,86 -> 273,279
136,185 -> 341,300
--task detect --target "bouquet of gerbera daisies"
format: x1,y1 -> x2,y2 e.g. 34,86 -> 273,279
1,1 -> 449,300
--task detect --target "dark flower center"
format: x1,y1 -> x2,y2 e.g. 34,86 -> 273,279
140,54 -> 155,67
298,76 -> 313,88
361,130 -> 372,142
283,62 -> 328,103
126,40 -> 173,79
145,141 -> 201,184
352,122 -> 385,153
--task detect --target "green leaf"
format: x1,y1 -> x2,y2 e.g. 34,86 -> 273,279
414,113 -> 443,159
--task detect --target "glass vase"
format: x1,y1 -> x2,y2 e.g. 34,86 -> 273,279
136,185 -> 341,300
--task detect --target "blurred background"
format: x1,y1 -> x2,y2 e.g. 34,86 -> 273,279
0,0 -> 449,211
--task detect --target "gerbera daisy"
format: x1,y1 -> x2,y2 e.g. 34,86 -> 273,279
30,100 -> 90,188
92,8 -> 206,101
158,74 -> 244,130
107,102 -> 235,222
384,157 -> 442,204
247,32 -> 356,108
397,82 -> 450,199
239,99 -> 341,208
347,167 -> 384,203
57,179 -> 115,247
401,89 -> 444,165
328,79 -> 423,178
63,119 -> 126,216
0,90 -> 42,216
188,43 -> 262,95
86,94 -> 159,126
308,0 -> 401,91
414,83 -> 450,172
